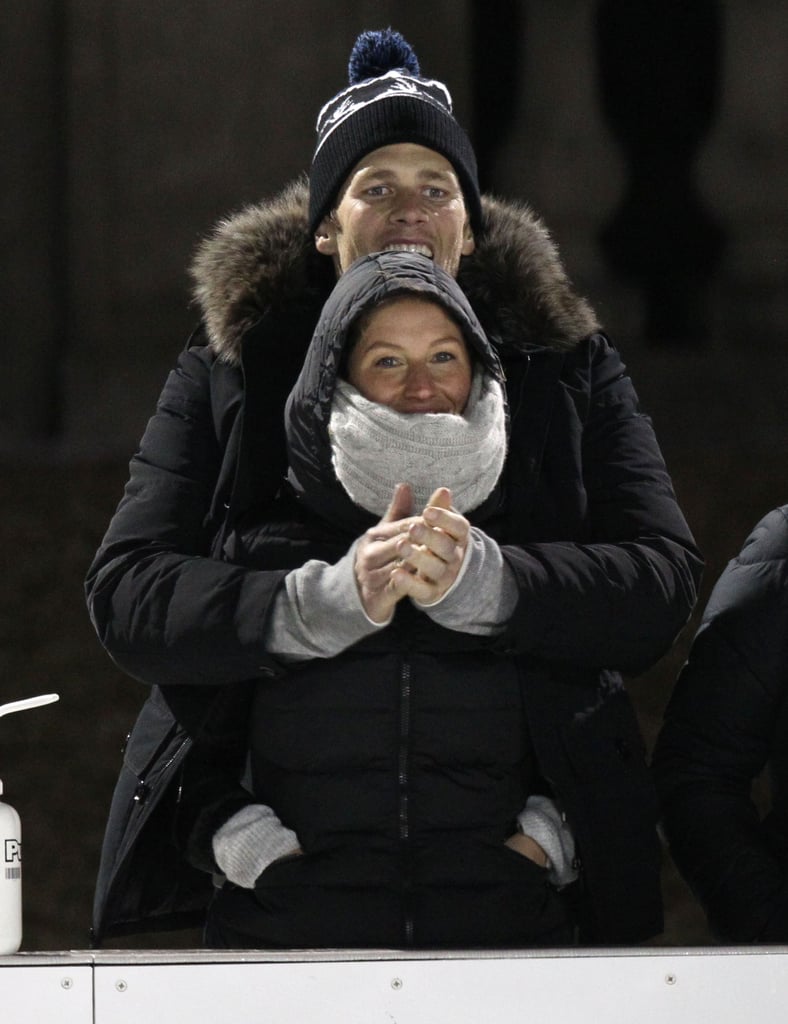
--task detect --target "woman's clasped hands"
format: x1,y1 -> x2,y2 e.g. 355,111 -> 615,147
354,483 -> 470,624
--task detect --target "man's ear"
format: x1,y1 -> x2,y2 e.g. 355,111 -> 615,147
315,216 -> 338,255
461,221 -> 475,257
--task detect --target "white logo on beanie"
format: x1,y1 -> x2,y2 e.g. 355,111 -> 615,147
315,70 -> 454,155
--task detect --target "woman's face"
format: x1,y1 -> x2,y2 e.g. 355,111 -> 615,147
347,296 -> 473,414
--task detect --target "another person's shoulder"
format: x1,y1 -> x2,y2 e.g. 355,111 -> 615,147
734,506 -> 788,567
702,506 -> 788,642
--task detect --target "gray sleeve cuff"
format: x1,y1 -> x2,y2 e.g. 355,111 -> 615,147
212,804 -> 300,889
517,795 -> 579,888
264,542 -> 388,660
415,527 -> 518,635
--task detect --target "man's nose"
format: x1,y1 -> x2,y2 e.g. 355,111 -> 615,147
390,190 -> 428,222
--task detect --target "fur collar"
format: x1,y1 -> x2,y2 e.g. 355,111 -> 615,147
190,176 -> 599,366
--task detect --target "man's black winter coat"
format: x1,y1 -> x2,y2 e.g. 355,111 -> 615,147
86,181 -> 702,947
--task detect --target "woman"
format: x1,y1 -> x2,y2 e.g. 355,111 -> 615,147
187,250 -> 576,948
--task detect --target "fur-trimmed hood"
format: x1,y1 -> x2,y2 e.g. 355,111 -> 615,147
190,177 -> 600,366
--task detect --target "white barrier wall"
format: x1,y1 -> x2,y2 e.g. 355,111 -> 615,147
0,954 -> 93,1024
3,948 -> 788,1024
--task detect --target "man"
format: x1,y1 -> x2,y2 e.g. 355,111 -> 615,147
87,28 -> 702,947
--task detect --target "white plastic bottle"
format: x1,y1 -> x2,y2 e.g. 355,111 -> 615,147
0,692 -> 59,955
0,779 -> 22,955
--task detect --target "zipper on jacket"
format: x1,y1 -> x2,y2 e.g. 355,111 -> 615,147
398,657 -> 414,946
133,734 -> 191,807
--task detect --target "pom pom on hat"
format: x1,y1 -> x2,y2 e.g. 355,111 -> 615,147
308,28 -> 482,238
348,28 -> 420,82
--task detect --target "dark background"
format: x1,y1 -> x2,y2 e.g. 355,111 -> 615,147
1,1 -> 786,950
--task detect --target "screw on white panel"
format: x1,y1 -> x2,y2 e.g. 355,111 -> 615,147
60,977 -> 73,990
116,979 -> 128,992
391,977 -> 403,990
665,973 -> 677,985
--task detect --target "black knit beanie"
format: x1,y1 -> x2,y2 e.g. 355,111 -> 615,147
308,29 -> 482,236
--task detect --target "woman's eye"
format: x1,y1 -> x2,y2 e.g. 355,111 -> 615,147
433,351 -> 456,363
374,356 -> 399,368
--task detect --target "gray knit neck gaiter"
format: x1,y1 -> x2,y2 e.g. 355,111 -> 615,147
328,368 -> 507,516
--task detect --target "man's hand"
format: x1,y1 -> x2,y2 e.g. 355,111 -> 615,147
394,487 -> 470,606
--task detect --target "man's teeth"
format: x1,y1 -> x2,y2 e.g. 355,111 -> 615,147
383,244 -> 433,258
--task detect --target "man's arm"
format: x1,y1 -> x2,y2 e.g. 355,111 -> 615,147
496,336 -> 702,673
85,347 -> 289,687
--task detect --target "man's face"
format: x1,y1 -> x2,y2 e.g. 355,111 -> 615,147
315,143 -> 476,279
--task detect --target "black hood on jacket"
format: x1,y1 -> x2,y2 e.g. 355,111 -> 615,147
282,250 -> 507,531
189,177 -> 600,366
